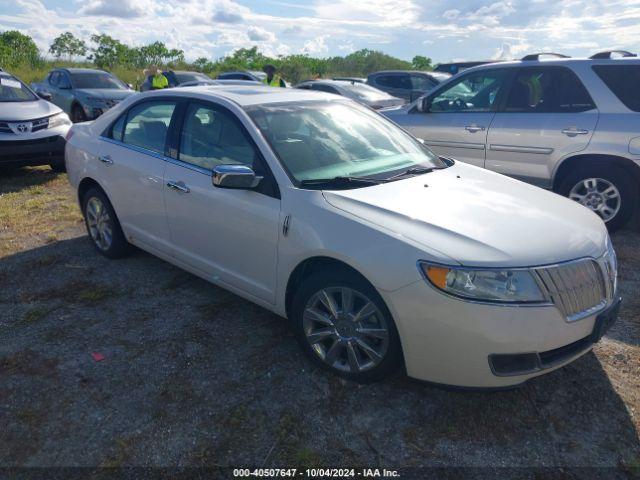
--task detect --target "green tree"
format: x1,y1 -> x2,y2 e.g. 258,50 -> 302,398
411,55 -> 433,70
49,32 -> 87,60
132,41 -> 184,68
88,34 -> 130,69
0,30 -> 40,67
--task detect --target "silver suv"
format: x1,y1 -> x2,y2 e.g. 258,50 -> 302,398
383,51 -> 640,231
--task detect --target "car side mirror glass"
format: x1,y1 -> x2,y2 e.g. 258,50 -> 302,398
212,165 -> 263,190
60,83 -> 71,90
417,97 -> 431,113
37,91 -> 52,101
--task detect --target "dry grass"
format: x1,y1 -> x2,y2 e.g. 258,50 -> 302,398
0,167 -> 82,257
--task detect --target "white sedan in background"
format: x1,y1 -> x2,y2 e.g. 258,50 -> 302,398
65,85 -> 620,388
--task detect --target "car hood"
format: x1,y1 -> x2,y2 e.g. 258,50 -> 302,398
322,162 -> 607,267
75,89 -> 135,100
0,99 -> 62,121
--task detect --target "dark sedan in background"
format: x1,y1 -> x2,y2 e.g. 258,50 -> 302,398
367,70 -> 450,101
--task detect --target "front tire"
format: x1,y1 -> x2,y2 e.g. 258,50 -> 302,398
558,165 -> 638,232
81,187 -> 132,259
291,269 -> 403,383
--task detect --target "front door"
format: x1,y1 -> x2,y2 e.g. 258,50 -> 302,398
96,99 -> 178,251
400,68 -> 510,168
485,66 -> 598,187
163,101 -> 281,303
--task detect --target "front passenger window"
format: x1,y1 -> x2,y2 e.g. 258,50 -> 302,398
429,70 -> 508,113
179,104 -> 258,170
122,101 -> 176,154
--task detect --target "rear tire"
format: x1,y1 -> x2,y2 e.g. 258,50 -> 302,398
558,165 -> 638,232
291,268 -> 403,383
81,187 -> 132,259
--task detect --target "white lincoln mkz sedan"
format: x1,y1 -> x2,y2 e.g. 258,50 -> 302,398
65,86 -> 621,388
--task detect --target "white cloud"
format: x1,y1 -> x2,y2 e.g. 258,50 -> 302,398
303,35 -> 329,55
79,0 -> 152,18
442,9 -> 460,20
247,26 -> 275,42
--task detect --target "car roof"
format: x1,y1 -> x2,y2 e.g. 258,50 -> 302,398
146,84 -> 340,107
57,68 -> 109,74
370,70 -> 434,75
458,56 -> 640,73
299,79 -> 357,86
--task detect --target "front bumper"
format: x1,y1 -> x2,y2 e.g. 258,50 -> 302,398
0,134 -> 66,168
382,280 -> 621,388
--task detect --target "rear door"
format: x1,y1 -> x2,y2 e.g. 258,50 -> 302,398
485,66 -> 598,186
96,99 -> 178,252
398,68 -> 510,168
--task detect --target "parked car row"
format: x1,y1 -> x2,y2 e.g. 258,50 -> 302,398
3,49 -> 636,388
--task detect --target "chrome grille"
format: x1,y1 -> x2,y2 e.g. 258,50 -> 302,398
535,259 -> 607,321
0,116 -> 50,134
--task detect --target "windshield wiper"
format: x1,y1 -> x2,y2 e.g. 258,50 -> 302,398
384,166 -> 447,181
299,176 -> 385,188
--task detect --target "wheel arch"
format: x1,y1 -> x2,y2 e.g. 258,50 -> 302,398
284,256 -> 373,320
552,154 -> 640,191
77,177 -> 106,205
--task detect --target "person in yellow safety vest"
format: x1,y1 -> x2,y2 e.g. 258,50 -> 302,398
148,66 -> 169,90
262,64 -> 286,87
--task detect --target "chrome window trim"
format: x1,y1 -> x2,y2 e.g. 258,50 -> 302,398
100,137 -> 212,177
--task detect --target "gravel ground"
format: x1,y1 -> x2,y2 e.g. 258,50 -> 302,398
0,168 -> 638,476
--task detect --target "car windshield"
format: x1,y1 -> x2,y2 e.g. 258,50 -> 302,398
71,72 -> 127,90
246,101 -> 445,185
0,75 -> 38,102
341,83 -> 395,101
175,72 -> 210,83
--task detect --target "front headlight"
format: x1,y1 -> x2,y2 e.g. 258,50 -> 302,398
48,112 -> 72,129
419,262 -> 547,303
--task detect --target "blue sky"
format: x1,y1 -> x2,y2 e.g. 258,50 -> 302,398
1,0 -> 639,63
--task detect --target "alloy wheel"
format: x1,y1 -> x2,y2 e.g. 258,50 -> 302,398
569,177 -> 621,223
86,197 -> 113,251
303,287 -> 389,373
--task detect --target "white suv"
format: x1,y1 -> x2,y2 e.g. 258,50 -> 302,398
383,51 -> 640,231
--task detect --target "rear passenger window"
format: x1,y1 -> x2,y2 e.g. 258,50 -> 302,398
179,103 -> 258,170
504,68 -> 595,113
122,101 -> 176,154
375,75 -> 411,90
592,65 -> 640,112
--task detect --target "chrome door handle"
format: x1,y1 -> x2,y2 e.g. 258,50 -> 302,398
98,154 -> 113,164
561,128 -> 589,136
166,181 -> 190,193
465,125 -> 485,133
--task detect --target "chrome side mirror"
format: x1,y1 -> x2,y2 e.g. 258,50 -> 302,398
212,165 -> 263,189
416,96 -> 431,113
